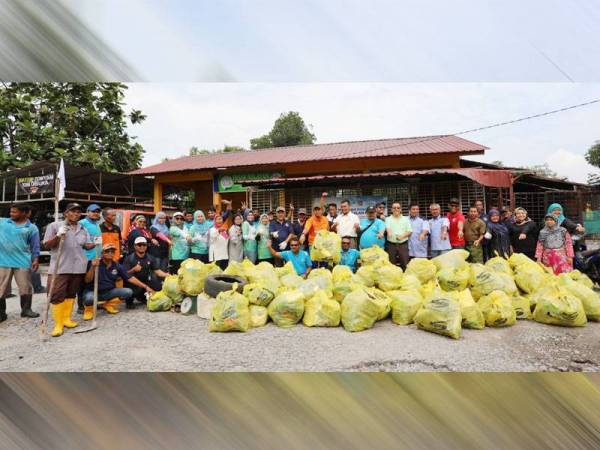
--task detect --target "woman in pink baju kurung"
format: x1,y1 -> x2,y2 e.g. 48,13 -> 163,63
535,214 -> 574,275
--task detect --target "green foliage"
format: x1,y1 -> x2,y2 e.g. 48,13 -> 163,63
585,141 -> 600,169
250,111 -> 316,149
188,145 -> 244,156
522,163 -> 563,180
0,82 -> 146,172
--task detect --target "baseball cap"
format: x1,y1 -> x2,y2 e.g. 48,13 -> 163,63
298,208 -> 307,215
449,197 -> 460,205
365,206 -> 376,213
276,206 -> 285,212
87,204 -> 101,212
102,243 -> 116,251
173,211 -> 184,218
134,237 -> 147,245
64,202 -> 82,212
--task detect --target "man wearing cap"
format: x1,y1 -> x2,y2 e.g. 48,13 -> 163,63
339,236 -> 360,272
0,204 -> 40,322
269,206 -> 293,264
446,198 -> 466,249
43,203 -> 95,337
267,237 -> 312,278
376,202 -> 387,221
359,206 -> 385,250
332,199 -> 360,248
77,204 -> 103,313
290,205 -> 308,250
123,237 -> 169,308
83,243 -> 155,319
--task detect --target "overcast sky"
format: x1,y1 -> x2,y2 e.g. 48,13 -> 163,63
124,83 -> 600,182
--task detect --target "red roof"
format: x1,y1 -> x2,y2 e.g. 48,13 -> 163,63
130,135 -> 487,175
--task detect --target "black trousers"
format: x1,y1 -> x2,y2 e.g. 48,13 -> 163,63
385,241 -> 410,270
191,253 -> 209,263
126,275 -> 163,304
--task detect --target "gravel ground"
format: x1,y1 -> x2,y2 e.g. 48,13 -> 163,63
1,274 -> 599,372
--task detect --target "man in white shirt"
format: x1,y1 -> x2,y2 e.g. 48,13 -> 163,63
332,199 -> 360,248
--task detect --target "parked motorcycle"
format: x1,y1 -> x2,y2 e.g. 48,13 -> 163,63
574,242 -> 600,286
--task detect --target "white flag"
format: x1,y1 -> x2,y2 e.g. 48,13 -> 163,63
57,158 -> 66,201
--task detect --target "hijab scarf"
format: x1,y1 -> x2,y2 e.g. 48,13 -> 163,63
151,211 -> 170,236
547,203 -> 566,226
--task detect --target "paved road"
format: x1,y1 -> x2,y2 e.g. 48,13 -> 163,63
1,289 -> 599,372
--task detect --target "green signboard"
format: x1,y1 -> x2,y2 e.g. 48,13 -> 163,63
584,210 -> 600,234
216,171 -> 283,193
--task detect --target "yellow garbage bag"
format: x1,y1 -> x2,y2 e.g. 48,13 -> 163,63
567,270 -> 594,289
249,305 -> 268,327
431,249 -> 469,271
364,286 -> 392,320
268,289 -> 305,327
306,271 -> 334,297
208,287 -> 250,332
508,252 -> 533,269
513,262 -> 548,295
557,274 -> 600,321
436,266 -> 470,292
359,245 -> 389,266
243,283 -> 275,307
401,273 -> 422,291
163,275 -> 183,303
223,260 -> 247,278
458,289 -> 484,329
533,286 -> 587,327
312,230 -> 341,263
332,265 -> 353,281
512,296 -> 532,320
340,287 -> 380,332
389,289 -> 422,325
405,258 -> 437,283
375,263 -> 404,292
332,265 -> 353,302
308,268 -> 333,282
354,265 -> 377,287
477,290 -> 516,327
275,261 -> 296,278
280,273 -> 304,290
147,291 -> 173,312
303,291 -> 341,327
419,279 -> 438,298
414,289 -> 462,339
485,256 -> 513,275
178,259 -> 222,295
470,267 -> 518,300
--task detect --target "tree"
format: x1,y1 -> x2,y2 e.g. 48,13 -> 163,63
585,141 -> 600,169
0,82 -> 146,172
250,111 -> 316,149
522,163 -> 563,179
188,145 -> 244,156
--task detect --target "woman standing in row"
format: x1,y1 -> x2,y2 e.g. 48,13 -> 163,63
483,209 -> 511,258
256,214 -> 273,265
536,214 -> 574,274
189,210 -> 210,263
508,207 -> 538,261
209,215 -> 229,270
169,211 -> 191,274
150,212 -> 171,271
242,211 -> 258,263
228,214 -> 244,263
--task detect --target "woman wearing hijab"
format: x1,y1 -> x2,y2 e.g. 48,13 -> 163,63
169,212 -> 191,274
508,207 -> 538,260
256,214 -> 273,264
150,212 -> 171,271
483,209 -> 511,259
242,211 -> 258,263
209,215 -> 229,270
547,203 -> 585,251
536,214 -> 574,274
228,214 -> 244,263
189,210 -> 210,263
127,215 -> 158,255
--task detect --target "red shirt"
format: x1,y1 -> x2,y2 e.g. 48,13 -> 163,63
446,211 -> 465,247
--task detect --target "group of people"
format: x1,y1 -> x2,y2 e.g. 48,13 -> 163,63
0,195 -> 586,335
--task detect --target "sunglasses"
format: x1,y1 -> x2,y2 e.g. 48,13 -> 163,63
103,249 -> 116,253
174,217 -> 183,220
135,243 -> 147,247
342,241 -> 351,245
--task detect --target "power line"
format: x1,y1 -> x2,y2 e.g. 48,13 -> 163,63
343,98 -> 600,159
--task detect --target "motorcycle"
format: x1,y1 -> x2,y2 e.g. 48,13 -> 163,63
573,239 -> 600,286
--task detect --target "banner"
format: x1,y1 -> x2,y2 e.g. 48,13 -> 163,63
216,171 -> 283,193
313,195 -> 387,218
16,173 -> 55,196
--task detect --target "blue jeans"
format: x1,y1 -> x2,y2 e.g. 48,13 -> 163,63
83,287 -> 133,306
430,249 -> 450,258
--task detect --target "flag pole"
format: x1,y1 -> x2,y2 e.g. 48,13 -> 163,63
54,164 -> 59,221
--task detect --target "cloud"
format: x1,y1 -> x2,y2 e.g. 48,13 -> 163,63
545,148 -> 598,183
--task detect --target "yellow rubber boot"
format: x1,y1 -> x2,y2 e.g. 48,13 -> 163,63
50,303 -> 65,337
83,305 -> 94,321
62,298 -> 78,328
102,298 -> 119,314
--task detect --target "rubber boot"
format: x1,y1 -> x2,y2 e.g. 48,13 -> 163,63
101,298 -> 119,314
20,295 -> 40,318
83,305 -> 94,321
51,303 -> 65,337
62,298 -> 78,328
0,298 -> 6,323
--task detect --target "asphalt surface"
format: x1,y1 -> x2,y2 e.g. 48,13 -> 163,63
1,282 -> 599,372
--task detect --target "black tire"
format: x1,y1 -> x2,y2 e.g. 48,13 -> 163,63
204,274 -> 246,299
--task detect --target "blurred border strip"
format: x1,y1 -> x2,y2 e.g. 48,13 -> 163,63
0,0 -> 139,81
1,373 -> 599,449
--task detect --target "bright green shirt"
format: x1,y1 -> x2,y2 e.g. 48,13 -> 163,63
385,215 -> 412,244
242,221 -> 257,253
256,224 -> 271,260
169,225 -> 190,260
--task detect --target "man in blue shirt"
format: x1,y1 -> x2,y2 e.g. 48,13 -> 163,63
0,204 -> 40,322
78,204 -> 103,313
359,206 -> 385,249
339,236 -> 360,272
408,204 -> 430,258
267,237 -> 312,278
83,243 -> 154,319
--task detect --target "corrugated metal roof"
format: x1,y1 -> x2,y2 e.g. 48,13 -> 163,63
130,135 -> 487,175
